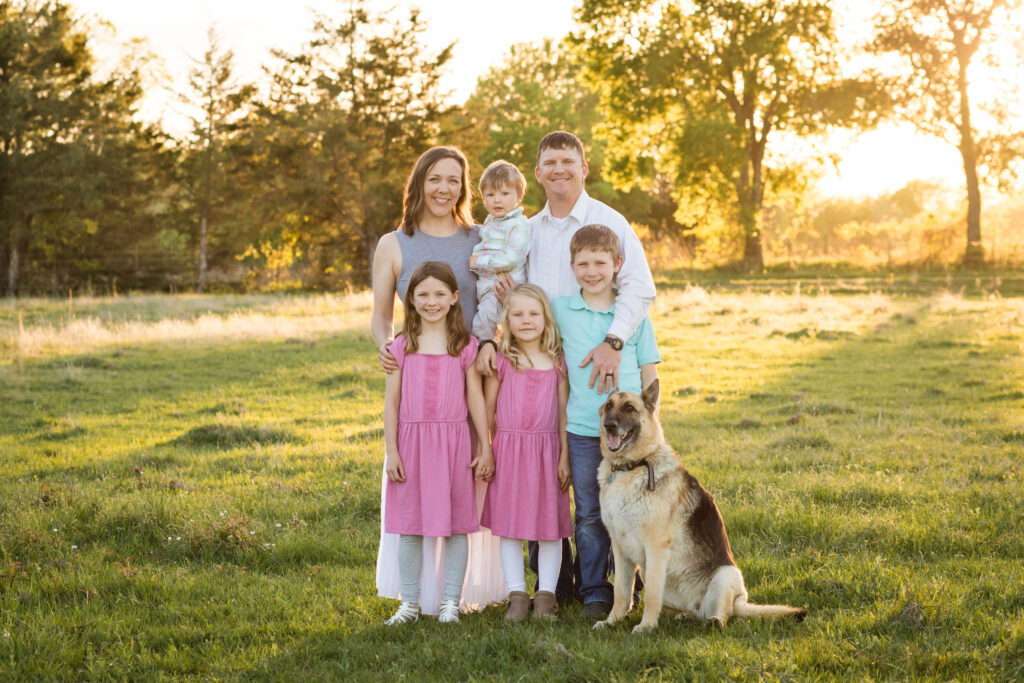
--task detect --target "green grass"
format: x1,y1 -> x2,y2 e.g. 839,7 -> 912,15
1,280 -> 1023,680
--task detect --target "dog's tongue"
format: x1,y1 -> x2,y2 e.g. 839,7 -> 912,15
607,433 -> 622,450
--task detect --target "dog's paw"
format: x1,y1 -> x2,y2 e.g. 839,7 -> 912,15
707,617 -> 724,631
631,621 -> 656,634
593,619 -> 612,630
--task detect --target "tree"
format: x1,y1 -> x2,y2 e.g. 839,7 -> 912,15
238,1 -> 453,287
574,0 -> 881,270
178,26 -> 253,292
0,0 -> 161,295
462,39 -> 688,238
872,0 -> 1024,267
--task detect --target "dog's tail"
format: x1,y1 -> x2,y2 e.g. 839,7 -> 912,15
732,597 -> 807,621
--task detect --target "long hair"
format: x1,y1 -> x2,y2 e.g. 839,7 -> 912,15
399,146 -> 474,236
402,261 -> 471,357
499,283 -> 563,373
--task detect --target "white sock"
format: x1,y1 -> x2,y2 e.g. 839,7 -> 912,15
536,539 -> 562,594
499,537 -> 527,592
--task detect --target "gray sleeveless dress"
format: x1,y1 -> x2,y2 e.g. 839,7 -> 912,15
395,226 -> 480,332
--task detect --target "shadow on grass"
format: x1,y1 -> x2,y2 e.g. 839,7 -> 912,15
164,424 -> 302,449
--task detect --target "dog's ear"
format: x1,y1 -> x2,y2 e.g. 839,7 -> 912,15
642,379 -> 659,412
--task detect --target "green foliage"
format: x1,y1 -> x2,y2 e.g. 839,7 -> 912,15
1,284 -> 1023,678
461,39 -> 605,216
0,0 -> 172,296
462,39 -> 689,240
176,26 -> 256,293
233,2 -> 455,289
574,0 -> 885,270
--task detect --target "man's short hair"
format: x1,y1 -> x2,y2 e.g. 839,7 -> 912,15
479,160 -> 527,198
537,131 -> 586,165
570,224 -> 621,263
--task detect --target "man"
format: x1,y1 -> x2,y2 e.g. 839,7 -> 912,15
476,131 -> 656,617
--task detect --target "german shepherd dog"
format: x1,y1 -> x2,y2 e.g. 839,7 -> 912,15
594,380 -> 807,634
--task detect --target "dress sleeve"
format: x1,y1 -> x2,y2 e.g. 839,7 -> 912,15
460,336 -> 480,372
388,334 -> 407,370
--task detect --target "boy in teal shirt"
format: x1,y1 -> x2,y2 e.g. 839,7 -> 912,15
552,224 -> 660,619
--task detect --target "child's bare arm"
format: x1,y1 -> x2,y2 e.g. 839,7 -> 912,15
557,375 -> 571,491
483,373 -> 500,437
384,369 -> 405,482
640,363 -> 658,389
466,364 -> 494,481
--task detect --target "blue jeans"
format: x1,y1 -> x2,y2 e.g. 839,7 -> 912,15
568,433 -> 613,604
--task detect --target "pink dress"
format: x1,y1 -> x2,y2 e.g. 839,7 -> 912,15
481,352 -> 572,541
385,334 -> 481,537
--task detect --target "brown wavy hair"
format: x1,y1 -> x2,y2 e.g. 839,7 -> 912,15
402,261 -> 471,357
499,283 -> 564,375
399,147 -> 474,236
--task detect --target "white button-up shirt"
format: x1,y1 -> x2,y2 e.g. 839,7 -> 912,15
527,189 -> 656,341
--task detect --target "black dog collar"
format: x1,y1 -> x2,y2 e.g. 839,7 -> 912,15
611,459 -> 656,491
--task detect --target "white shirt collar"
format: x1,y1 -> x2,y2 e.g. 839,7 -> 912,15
538,189 -> 591,226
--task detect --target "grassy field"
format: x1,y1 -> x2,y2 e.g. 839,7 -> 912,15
1,274 -> 1022,680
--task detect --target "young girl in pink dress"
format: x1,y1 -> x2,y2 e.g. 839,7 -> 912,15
383,261 -> 495,625
480,283 -> 573,621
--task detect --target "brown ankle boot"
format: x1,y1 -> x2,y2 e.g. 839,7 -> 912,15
532,591 -> 558,619
505,591 -> 531,622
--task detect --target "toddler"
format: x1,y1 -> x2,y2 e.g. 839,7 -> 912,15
469,160 -> 530,339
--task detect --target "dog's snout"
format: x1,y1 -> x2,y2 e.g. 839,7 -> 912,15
604,418 -> 618,433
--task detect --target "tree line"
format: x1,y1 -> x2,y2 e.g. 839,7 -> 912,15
2,0 -> 1022,296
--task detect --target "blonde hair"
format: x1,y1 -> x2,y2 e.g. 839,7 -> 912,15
499,283 -> 563,373
479,160 -> 527,198
402,261 -> 471,356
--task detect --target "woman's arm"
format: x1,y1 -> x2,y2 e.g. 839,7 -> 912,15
466,365 -> 494,481
371,233 -> 401,373
384,368 -> 405,482
557,375 -> 571,491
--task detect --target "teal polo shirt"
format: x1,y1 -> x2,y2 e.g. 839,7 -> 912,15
552,290 -> 660,437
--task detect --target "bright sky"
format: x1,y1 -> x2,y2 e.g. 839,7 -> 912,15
73,0 -> 966,200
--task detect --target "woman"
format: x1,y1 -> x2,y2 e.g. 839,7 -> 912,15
371,146 -> 506,616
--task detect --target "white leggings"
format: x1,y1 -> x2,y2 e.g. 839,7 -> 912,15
398,534 -> 468,605
500,537 -> 562,593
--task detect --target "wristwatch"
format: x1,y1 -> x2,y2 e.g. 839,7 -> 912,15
603,335 -> 624,351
